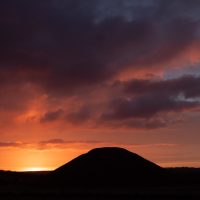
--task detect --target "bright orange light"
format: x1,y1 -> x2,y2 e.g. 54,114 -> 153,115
22,167 -> 51,172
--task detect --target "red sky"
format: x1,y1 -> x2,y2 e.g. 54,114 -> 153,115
0,0 -> 200,171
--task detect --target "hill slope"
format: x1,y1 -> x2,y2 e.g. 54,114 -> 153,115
52,147 -> 165,186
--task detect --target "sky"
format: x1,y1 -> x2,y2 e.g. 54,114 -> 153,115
0,0 -> 200,171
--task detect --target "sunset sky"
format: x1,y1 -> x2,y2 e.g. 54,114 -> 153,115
1,0 -> 200,171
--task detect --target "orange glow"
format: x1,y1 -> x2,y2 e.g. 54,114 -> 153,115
22,167 -> 52,172
0,146 -> 85,171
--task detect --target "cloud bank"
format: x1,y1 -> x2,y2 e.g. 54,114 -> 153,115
0,0 -> 200,130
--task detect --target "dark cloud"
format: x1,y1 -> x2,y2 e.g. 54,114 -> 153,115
119,75 -> 200,98
0,1 -> 200,129
0,141 -> 21,147
39,139 -> 66,144
0,0 -> 200,97
66,106 -> 92,124
99,75 -> 200,127
99,117 -> 178,130
39,138 -> 101,145
101,95 -> 199,120
40,106 -> 92,124
40,109 -> 64,123
0,139 -> 104,149
39,75 -> 200,129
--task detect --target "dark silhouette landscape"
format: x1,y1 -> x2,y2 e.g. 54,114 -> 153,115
0,147 -> 200,199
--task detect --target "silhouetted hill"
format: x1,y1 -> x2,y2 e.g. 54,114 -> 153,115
1,148 -> 200,199
52,147 -> 165,187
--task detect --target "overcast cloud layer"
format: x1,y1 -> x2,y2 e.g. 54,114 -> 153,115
1,0 -> 200,131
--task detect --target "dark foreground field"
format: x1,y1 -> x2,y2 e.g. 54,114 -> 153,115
1,148 -> 200,199
1,169 -> 200,199
0,184 -> 200,200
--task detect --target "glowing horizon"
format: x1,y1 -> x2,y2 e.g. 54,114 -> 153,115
20,167 -> 52,172
1,144 -> 200,172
